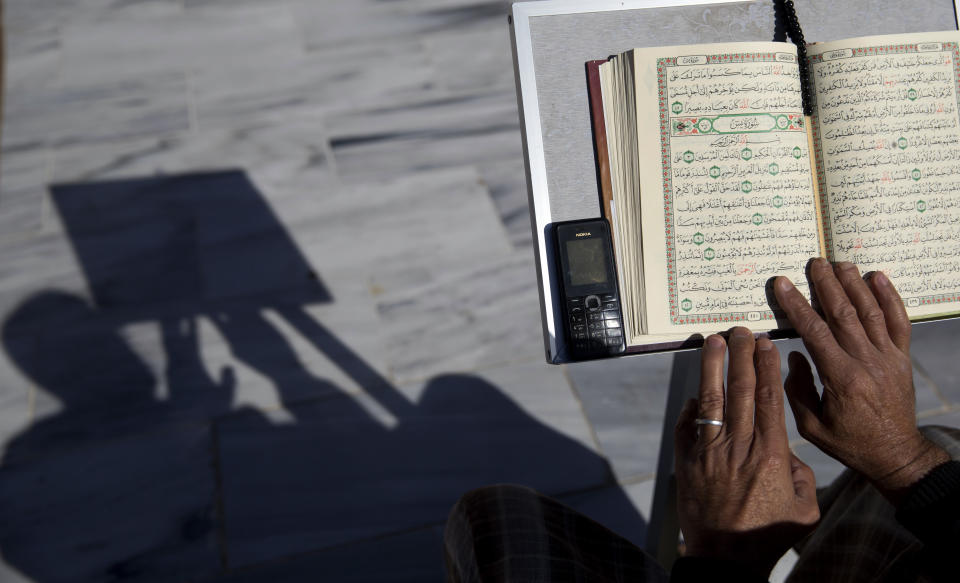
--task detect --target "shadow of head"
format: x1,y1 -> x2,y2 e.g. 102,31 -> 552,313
2,291 -> 156,409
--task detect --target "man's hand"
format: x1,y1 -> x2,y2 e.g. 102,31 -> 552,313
774,259 -> 950,504
675,328 -> 820,577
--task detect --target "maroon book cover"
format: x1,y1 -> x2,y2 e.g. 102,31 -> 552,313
586,59 -> 614,223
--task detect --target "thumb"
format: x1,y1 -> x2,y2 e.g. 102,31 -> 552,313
790,453 -> 820,528
785,351 -> 824,442
790,453 -> 817,503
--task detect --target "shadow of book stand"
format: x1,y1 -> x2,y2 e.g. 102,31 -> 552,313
46,170 -> 402,408
511,0 -> 960,569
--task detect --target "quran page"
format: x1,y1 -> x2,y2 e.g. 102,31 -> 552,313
809,31 -> 960,320
632,42 -> 822,337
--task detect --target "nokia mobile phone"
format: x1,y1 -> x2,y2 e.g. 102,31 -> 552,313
554,218 -> 626,359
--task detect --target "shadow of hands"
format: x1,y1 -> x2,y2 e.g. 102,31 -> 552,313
209,308 -> 342,408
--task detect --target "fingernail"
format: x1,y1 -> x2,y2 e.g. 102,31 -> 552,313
815,257 -> 830,269
707,335 -> 724,348
777,277 -> 794,292
757,337 -> 773,351
874,271 -> 889,287
838,261 -> 856,271
732,327 -> 751,338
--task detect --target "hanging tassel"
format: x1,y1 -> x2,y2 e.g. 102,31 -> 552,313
782,0 -> 813,115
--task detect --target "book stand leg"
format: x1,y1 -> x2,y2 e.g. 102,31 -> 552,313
646,348 -> 701,570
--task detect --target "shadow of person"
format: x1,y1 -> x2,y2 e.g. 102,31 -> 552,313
0,170 -> 648,581
0,290 -> 648,581
208,305 -> 648,573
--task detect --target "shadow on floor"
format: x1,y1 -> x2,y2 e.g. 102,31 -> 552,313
0,171 -> 647,582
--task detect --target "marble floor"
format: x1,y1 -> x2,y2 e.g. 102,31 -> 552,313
0,1 -> 959,581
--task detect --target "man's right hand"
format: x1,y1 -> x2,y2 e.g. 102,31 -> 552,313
774,258 -> 950,504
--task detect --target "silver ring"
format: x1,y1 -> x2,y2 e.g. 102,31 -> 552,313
694,418 -> 723,427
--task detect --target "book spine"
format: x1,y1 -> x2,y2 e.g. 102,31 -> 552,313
586,60 -> 614,221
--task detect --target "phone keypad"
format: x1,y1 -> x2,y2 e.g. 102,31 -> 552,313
567,294 -> 625,357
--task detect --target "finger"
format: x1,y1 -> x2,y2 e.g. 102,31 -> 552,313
697,334 -> 726,442
832,262 -> 890,350
774,275 -> 850,374
784,352 -> 824,444
725,327 -> 756,441
674,398 -> 698,460
870,271 -> 911,354
790,453 -> 818,509
808,258 -> 873,355
754,337 -> 787,443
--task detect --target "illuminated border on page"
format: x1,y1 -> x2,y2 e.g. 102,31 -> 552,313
657,52 -> 810,326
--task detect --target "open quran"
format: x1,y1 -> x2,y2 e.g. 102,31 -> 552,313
589,31 -> 960,348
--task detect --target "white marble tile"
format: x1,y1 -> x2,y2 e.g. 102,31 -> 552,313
1,146 -> 49,194
911,318 -> 960,407
325,87 -> 517,140
58,3 -> 302,86
284,167 -> 512,282
376,250 -> 544,383
193,40 -> 436,130
0,147 -> 50,236
0,188 -> 45,237
4,0 -> 80,33
335,124 -> 520,182
565,353 -> 674,481
3,73 -> 191,150
50,121 -> 336,211
290,0 -> 424,52
331,113 -> 521,182
476,158 -> 533,248
291,0 -> 509,51
422,25 -> 516,93
326,88 -> 526,241
329,109 -> 527,243
4,26 -> 61,92
6,0 -> 181,33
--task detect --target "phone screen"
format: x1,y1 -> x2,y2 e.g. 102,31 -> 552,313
565,238 -> 608,286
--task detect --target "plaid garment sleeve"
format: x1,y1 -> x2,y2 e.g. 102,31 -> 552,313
787,425 -> 960,583
444,484 -> 668,583
671,557 -> 770,582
